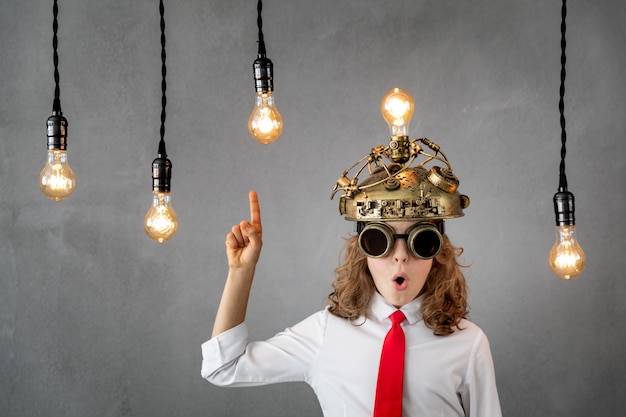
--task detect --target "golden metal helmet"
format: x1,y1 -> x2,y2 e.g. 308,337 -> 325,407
331,88 -> 469,223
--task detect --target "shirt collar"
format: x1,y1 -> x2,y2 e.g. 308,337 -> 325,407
368,292 -> 424,325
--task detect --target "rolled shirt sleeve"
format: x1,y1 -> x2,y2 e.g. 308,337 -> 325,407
201,311 -> 327,386
201,323 -> 250,382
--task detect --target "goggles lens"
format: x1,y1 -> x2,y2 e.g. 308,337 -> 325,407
358,222 -> 443,259
359,226 -> 391,257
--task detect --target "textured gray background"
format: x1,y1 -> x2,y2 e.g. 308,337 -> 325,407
1,0 -> 625,416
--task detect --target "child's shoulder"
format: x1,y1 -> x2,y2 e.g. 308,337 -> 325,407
454,318 -> 489,341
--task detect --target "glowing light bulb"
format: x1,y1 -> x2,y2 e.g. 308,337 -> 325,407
549,189 -> 585,280
380,88 -> 415,164
248,54 -> 283,145
39,150 -> 76,201
380,87 -> 415,138
549,225 -> 586,280
248,91 -> 283,144
144,147 -> 178,243
40,111 -> 75,201
144,192 -> 178,243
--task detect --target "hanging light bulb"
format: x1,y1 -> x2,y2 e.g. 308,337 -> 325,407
548,0 -> 585,279
549,227 -> 585,280
144,143 -> 178,243
248,0 -> 282,145
144,193 -> 178,243
248,90 -> 283,144
549,190 -> 585,280
39,111 -> 76,201
381,88 -> 415,164
144,0 -> 178,243
40,0 -> 75,202
248,57 -> 283,144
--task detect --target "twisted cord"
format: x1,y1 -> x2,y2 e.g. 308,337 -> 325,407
159,0 -> 167,156
558,0 -> 568,190
52,0 -> 61,112
257,0 -> 266,57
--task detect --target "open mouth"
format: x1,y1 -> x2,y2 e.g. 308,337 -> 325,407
393,275 -> 409,291
393,276 -> 408,291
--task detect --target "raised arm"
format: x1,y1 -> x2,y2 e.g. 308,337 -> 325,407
211,190 -> 263,337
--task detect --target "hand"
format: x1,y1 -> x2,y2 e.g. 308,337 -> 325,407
225,190 -> 263,271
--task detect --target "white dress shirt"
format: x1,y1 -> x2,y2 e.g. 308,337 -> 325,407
201,293 -> 502,417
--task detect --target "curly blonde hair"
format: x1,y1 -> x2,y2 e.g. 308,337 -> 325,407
328,232 -> 468,336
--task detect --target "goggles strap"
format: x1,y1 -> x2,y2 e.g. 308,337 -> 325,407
356,221 -> 445,235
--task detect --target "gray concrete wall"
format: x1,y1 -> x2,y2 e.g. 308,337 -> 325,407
1,0 -> 625,416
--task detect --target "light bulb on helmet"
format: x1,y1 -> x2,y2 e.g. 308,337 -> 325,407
39,111 -> 76,201
548,189 -> 586,279
248,56 -> 283,145
381,88 -> 415,138
381,88 -> 415,164
144,148 -> 178,243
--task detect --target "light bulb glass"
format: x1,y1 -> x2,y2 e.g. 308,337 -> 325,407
144,192 -> 178,243
248,92 -> 283,144
39,149 -> 76,201
380,87 -> 415,137
548,225 -> 586,280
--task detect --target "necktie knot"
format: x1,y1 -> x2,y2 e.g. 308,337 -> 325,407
390,310 -> 406,325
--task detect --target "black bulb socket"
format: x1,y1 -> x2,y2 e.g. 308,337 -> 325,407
46,111 -> 68,151
553,188 -> 576,226
151,156 -> 172,193
253,56 -> 274,93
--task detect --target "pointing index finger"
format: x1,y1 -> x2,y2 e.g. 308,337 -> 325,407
249,190 -> 262,227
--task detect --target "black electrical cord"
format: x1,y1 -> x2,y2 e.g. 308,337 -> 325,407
52,0 -> 61,113
553,0 -> 576,228
257,0 -> 266,57
47,0 -> 68,152
151,0 -> 172,193
252,0 -> 273,94
159,0 -> 167,157
558,0 -> 568,191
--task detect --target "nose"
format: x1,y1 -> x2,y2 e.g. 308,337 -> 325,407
392,237 -> 410,263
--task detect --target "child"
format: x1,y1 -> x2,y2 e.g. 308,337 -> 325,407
201,93 -> 502,416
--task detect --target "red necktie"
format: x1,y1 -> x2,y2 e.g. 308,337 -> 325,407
374,310 -> 406,417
